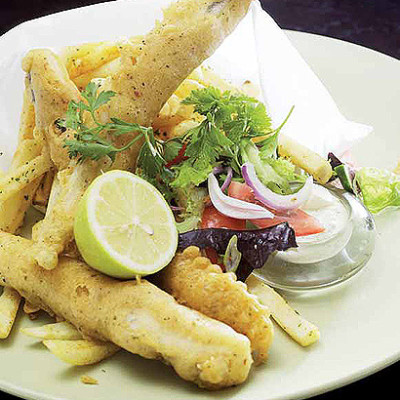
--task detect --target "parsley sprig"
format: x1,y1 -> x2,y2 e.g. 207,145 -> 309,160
171,87 -> 276,188
59,82 -> 152,163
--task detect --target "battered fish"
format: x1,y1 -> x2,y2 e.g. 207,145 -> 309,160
0,231 -> 252,389
24,0 -> 252,270
158,247 -> 274,364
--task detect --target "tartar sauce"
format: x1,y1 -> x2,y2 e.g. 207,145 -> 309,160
278,185 -> 351,264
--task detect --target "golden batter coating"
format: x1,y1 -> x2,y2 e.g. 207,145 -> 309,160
158,247 -> 274,364
0,232 -> 252,389
23,0 -> 252,270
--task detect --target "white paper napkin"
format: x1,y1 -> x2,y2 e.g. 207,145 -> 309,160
0,0 -> 372,171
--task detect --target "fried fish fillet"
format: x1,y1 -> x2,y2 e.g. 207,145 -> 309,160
158,247 -> 274,364
0,231 -> 252,389
24,0 -> 252,270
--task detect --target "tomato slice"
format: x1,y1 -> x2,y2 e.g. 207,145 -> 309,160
227,181 -> 255,203
201,205 -> 246,230
204,247 -> 223,268
252,209 -> 324,236
227,181 -> 324,237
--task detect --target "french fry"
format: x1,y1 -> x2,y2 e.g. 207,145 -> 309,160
73,58 -> 121,90
161,119 -> 201,140
17,88 -> 36,142
0,177 -> 42,233
59,41 -> 121,79
0,287 -> 21,339
0,153 -> 52,203
278,135 -> 333,184
191,65 -> 238,93
43,339 -> 120,366
174,79 -> 205,100
65,36 -> 145,89
0,83 -> 44,233
246,275 -> 320,347
21,321 -> 82,340
10,139 -> 42,171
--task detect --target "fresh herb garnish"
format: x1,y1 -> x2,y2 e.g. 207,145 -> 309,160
171,87 -> 275,188
136,129 -> 175,201
61,83 -> 294,205
60,82 -> 151,163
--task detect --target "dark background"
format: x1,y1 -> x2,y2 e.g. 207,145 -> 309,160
0,0 -> 399,399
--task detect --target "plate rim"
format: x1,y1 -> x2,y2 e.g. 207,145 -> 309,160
0,7 -> 400,400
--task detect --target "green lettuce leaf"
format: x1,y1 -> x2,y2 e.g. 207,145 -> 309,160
242,141 -> 306,195
355,167 -> 400,213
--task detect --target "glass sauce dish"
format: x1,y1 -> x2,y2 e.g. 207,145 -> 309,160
253,186 -> 376,290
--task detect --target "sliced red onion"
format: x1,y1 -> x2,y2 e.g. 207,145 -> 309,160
241,162 -> 313,211
208,173 -> 274,220
213,165 -> 225,175
220,167 -> 233,192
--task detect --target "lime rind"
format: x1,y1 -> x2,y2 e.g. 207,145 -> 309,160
74,170 -> 178,278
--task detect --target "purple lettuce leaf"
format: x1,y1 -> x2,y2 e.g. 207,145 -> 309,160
178,222 -> 297,281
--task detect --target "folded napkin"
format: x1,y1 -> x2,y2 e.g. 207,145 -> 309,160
0,0 -> 372,170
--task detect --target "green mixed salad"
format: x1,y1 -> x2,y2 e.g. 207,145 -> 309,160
62,82 -> 399,280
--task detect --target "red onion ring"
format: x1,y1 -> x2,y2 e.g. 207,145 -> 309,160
241,162 -> 313,211
220,167 -> 233,192
208,173 -> 274,220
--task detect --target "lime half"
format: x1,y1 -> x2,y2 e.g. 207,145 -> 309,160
74,170 -> 178,278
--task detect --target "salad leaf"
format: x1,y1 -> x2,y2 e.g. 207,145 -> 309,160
176,216 -> 202,234
182,87 -> 272,139
258,106 -> 294,160
328,152 -> 356,191
171,121 -> 232,188
355,167 -> 400,213
178,222 -> 297,281
175,187 -> 207,233
171,87 -> 274,189
242,141 -> 306,195
136,130 -> 175,201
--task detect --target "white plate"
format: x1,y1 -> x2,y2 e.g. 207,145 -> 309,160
1,12 -> 400,400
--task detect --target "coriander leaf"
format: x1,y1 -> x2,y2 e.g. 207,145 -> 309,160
136,130 -> 175,201
64,140 -> 119,162
62,82 -> 150,163
182,86 -> 224,115
164,138 -> 184,162
137,130 -> 165,180
176,87 -> 274,189
93,90 -> 116,110
171,121 -> 232,188
80,81 -> 99,109
183,87 -> 272,140
60,101 -> 80,131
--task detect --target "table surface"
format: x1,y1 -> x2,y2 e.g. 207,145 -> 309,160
0,1 -> 399,399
